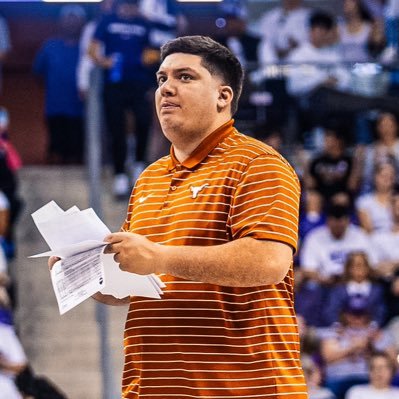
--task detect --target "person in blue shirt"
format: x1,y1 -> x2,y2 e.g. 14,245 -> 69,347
33,5 -> 86,165
89,0 -> 159,198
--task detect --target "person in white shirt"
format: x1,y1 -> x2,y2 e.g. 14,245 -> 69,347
287,11 -> 351,97
356,162 -> 395,234
300,204 -> 375,284
257,0 -> 310,62
371,191 -> 399,279
345,351 -> 399,399
0,322 -> 27,399
338,0 -> 374,63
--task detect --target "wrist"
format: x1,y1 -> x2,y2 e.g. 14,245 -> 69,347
156,244 -> 172,275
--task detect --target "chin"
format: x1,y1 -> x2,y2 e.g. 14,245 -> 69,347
160,119 -> 183,137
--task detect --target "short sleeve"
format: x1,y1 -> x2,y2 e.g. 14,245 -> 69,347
229,154 -> 301,252
93,17 -> 108,43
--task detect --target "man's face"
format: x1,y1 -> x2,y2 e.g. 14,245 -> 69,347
117,3 -> 139,19
310,26 -> 331,48
155,53 -> 226,144
327,216 -> 349,239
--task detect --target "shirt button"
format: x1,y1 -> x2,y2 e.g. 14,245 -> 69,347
171,186 -> 177,191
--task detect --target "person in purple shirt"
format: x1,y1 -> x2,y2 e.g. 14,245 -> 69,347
89,0 -> 159,199
33,5 -> 86,165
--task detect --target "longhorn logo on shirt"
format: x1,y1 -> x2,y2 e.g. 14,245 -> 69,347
190,184 -> 209,199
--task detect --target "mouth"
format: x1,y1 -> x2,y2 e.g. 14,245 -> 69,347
161,101 -> 180,111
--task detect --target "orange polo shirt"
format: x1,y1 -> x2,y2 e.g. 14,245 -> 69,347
121,120 -> 307,398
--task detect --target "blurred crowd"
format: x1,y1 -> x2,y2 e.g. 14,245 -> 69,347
1,0 -> 399,398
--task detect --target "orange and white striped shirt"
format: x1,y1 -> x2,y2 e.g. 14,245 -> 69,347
121,119 -> 307,398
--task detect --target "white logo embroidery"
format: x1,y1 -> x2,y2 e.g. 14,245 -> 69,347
190,184 -> 209,199
138,193 -> 152,203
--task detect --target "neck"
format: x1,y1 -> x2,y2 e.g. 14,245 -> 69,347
381,136 -> 396,146
347,13 -> 361,23
372,381 -> 389,390
172,116 -> 231,163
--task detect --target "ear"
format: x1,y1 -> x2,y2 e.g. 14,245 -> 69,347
217,86 -> 234,112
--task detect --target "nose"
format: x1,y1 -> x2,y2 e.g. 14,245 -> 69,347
159,78 -> 176,97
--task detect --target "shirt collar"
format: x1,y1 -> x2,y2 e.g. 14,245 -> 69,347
167,119 -> 235,172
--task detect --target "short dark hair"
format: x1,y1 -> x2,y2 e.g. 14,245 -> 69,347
309,11 -> 335,30
160,35 -> 244,115
326,204 -> 350,219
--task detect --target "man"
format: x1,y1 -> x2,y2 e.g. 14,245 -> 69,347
88,0 -> 159,198
33,5 -> 86,165
305,126 -> 355,201
300,205 -> 375,284
51,35 -> 307,398
287,11 -> 351,101
257,0 -> 310,61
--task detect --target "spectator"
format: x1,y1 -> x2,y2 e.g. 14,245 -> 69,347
304,126 -> 356,201
321,295 -> 396,399
357,112 -> 399,194
215,11 -> 261,70
371,191 -> 399,280
324,251 -> 386,327
345,351 -> 399,398
287,11 -> 399,140
337,0 -> 375,62
296,205 -> 374,327
0,13 -> 11,94
257,0 -> 311,62
77,0 -> 115,98
287,11 -> 350,98
88,0 -> 159,198
297,313 -> 322,361
33,5 -> 86,165
0,290 -> 27,399
300,204 -> 375,285
356,162 -> 395,233
302,354 -> 336,399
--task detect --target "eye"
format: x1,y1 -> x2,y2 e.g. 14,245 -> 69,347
157,76 -> 166,86
180,74 -> 193,82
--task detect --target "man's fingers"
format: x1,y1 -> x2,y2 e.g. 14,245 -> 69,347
48,256 -> 61,270
104,232 -> 131,243
104,242 -> 121,254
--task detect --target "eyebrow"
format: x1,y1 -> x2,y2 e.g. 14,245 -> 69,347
156,67 -> 198,77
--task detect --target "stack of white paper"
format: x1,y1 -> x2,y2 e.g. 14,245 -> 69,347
30,201 -> 164,314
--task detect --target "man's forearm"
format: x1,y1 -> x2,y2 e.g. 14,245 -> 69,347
158,237 -> 292,287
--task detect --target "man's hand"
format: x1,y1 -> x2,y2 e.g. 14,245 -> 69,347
48,256 -> 60,270
104,232 -> 161,275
